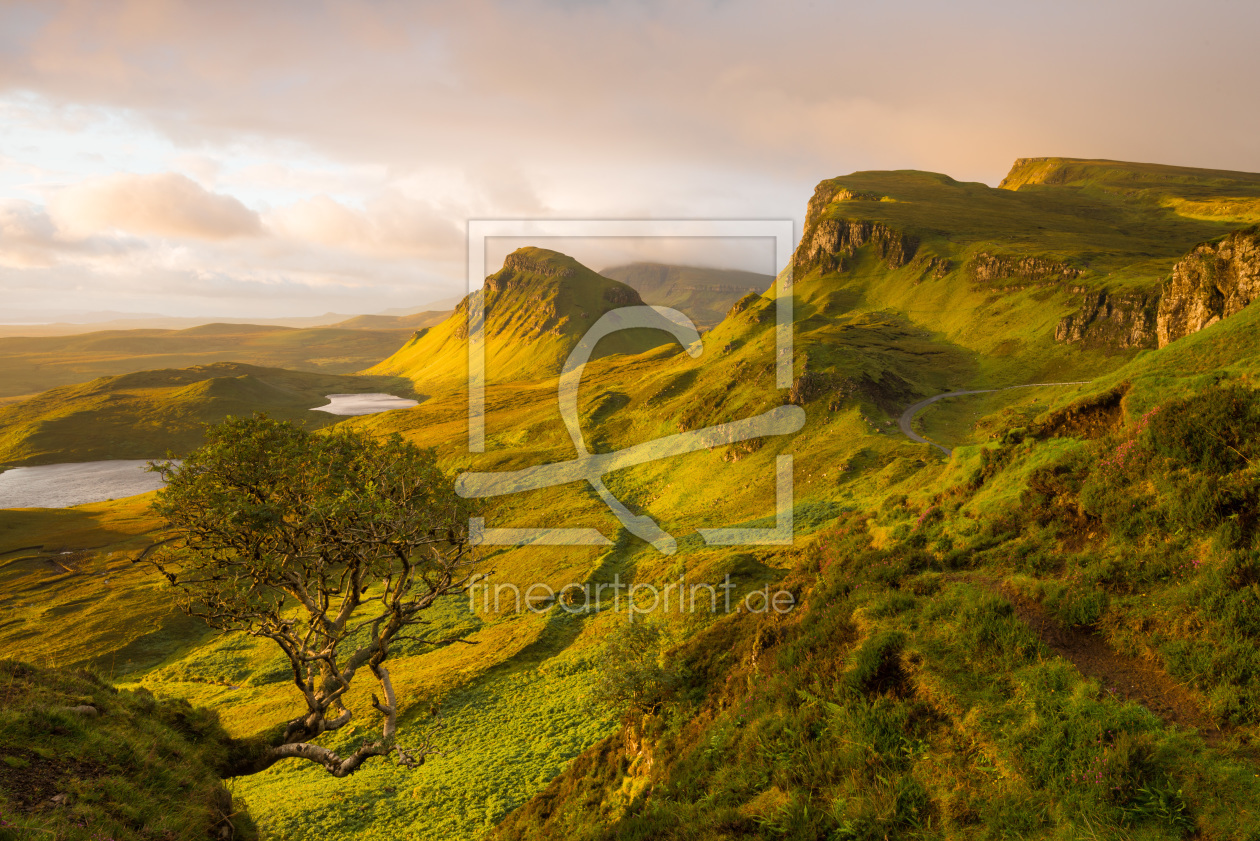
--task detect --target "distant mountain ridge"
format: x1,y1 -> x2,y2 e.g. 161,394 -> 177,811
0,319 -> 446,400
599,263 -> 772,329
0,302 -> 459,338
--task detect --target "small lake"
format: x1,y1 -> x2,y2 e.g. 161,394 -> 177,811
0,396 -> 417,509
313,393 -> 419,415
0,460 -> 167,509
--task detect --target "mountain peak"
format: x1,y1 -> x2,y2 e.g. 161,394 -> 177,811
368,248 -> 661,386
496,247 -> 581,280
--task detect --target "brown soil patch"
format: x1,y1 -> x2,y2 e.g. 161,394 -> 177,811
0,749 -> 106,812
1033,383 -> 1128,440
974,578 -> 1223,741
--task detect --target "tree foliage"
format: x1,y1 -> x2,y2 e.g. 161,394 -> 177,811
146,415 -> 477,778
590,620 -> 677,716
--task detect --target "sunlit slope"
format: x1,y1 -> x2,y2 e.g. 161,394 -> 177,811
366,247 -> 671,388
0,320 -> 441,401
799,159 -> 1247,281
1001,156 -> 1260,225
327,310 -> 449,330
12,160 -> 1260,840
599,262 -> 772,329
0,362 -> 415,466
778,160 -> 1260,387
488,248 -> 1260,841
1045,292 -> 1260,416
351,271 -> 972,559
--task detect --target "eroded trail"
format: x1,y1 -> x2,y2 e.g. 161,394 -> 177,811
973,577 -> 1223,742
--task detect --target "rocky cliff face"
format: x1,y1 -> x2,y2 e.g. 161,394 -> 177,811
794,218 -> 919,275
453,247 -> 644,340
1054,288 -> 1158,349
970,252 -> 1082,287
793,180 -> 918,275
1156,227 -> 1260,347
486,249 -> 578,292
1051,228 -> 1260,352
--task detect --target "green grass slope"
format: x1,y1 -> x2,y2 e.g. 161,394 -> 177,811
779,158 -> 1260,394
0,362 -> 417,466
7,159 -> 1260,840
491,302 -> 1260,841
366,247 -> 672,389
0,660 -> 256,841
1001,157 -> 1260,226
0,321 -> 433,401
599,263 -> 772,329
799,163 -> 1242,292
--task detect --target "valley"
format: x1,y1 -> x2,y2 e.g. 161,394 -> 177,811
5,157 -> 1260,840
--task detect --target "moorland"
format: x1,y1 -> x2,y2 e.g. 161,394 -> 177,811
4,157 -> 1260,840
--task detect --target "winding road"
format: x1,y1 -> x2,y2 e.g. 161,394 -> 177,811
898,382 -> 1091,456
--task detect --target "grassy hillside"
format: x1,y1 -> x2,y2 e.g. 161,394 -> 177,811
798,165 -> 1242,293
4,158 -> 1260,840
0,319 -> 445,401
491,288 -> 1260,841
0,659 -> 255,840
0,362 -> 417,466
599,263 -> 772,329
1001,157 -> 1260,226
366,248 -> 673,389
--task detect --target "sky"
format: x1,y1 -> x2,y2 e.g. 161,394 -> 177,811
1,0 -> 1259,320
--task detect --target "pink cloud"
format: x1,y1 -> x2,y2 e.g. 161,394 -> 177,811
50,172 -> 262,240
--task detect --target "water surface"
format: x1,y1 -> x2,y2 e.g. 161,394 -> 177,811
312,393 -> 419,415
0,460 -> 167,509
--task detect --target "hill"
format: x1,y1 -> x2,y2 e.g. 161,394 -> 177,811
0,362 -> 415,466
0,320 -> 445,402
366,247 -> 672,387
489,217 -> 1260,841
0,301 -> 460,337
787,158 -> 1260,374
327,310 -> 449,331
6,157 -> 1260,839
599,263 -> 772,329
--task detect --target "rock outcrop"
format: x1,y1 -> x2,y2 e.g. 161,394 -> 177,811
794,218 -> 919,275
1156,227 -> 1260,347
1054,289 -> 1158,350
792,179 -> 917,275
493,249 -> 578,285
1051,228 -> 1260,352
969,252 -> 1082,287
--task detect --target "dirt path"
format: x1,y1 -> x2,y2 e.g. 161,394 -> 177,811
973,578 -> 1224,741
898,382 -> 1090,455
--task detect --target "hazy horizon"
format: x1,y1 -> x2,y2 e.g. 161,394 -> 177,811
3,0 -> 1259,319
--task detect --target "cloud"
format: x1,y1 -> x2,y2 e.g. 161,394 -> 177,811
0,198 -> 136,268
0,199 -> 62,267
49,172 -> 262,240
1,0 -> 1259,319
265,192 -> 462,259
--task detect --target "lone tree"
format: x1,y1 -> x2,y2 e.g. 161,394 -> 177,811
146,415 -> 477,778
